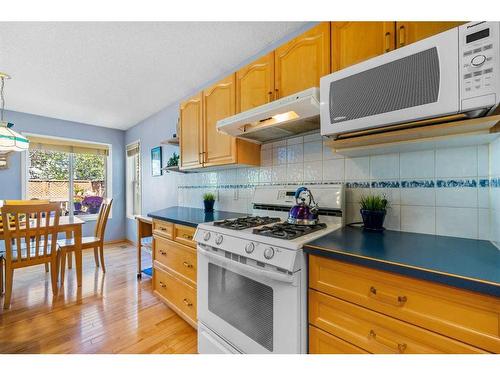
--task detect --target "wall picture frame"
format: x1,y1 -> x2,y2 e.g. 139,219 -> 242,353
151,146 -> 163,176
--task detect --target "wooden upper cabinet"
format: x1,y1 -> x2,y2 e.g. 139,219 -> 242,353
396,22 -> 466,48
236,52 -> 275,113
179,93 -> 203,170
275,22 -> 330,98
331,22 -> 396,72
203,74 -> 237,167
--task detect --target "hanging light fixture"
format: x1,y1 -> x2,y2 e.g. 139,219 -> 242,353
0,72 -> 29,152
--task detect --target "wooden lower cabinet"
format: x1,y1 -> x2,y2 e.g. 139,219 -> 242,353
308,255 -> 500,354
152,219 -> 198,329
154,266 -> 197,327
309,325 -> 368,354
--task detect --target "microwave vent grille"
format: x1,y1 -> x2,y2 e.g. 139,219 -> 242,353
329,47 -> 440,123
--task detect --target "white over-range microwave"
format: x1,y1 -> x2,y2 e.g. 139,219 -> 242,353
320,21 -> 500,138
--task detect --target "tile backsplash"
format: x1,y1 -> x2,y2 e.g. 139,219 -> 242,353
177,132 -> 499,242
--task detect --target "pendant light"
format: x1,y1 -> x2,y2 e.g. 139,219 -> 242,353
0,72 -> 29,152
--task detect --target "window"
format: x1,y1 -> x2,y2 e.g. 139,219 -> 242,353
126,141 -> 141,218
23,135 -> 111,220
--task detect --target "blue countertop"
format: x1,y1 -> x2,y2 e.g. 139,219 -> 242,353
148,206 -> 248,228
304,226 -> 500,297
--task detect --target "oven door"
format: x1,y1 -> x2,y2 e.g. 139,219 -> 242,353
197,245 -> 305,354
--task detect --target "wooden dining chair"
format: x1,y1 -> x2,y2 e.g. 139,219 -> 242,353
1,202 -> 61,309
58,198 -> 113,283
3,200 -> 52,272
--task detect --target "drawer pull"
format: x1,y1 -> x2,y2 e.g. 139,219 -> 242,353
183,298 -> 193,307
369,286 -> 407,306
369,330 -> 407,353
159,250 -> 167,256
182,234 -> 193,240
183,261 -> 193,268
159,281 -> 167,288
160,227 -> 168,231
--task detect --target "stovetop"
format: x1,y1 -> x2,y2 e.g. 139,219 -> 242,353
252,222 -> 327,240
213,216 -> 281,230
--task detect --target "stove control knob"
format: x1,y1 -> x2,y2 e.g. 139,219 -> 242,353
264,247 -> 275,260
245,242 -> 255,254
215,234 -> 224,245
203,232 -> 211,241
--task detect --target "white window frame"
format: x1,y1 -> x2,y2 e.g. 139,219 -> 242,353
20,132 -> 113,222
126,139 -> 142,220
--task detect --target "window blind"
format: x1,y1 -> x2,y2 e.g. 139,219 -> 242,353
126,142 -> 140,157
28,136 -> 109,156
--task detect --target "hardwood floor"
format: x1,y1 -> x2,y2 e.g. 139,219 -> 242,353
0,242 -> 197,354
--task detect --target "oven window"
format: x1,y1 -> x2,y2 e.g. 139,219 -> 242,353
208,263 -> 274,352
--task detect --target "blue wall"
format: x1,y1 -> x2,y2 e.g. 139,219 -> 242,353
0,110 -> 126,241
124,22 -> 317,242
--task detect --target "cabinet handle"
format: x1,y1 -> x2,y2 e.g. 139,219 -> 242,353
268,91 -> 273,102
384,31 -> 392,53
183,261 -> 193,268
398,25 -> 406,47
159,250 -> 167,256
274,88 -> 279,99
182,234 -> 193,240
159,281 -> 166,288
183,298 -> 193,307
369,286 -> 407,306
369,330 -> 407,353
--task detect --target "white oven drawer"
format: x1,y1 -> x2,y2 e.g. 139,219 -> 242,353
198,322 -> 241,354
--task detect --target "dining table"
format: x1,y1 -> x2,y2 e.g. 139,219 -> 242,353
0,206 -> 85,288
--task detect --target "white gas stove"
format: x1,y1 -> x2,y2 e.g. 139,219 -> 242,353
195,184 -> 344,354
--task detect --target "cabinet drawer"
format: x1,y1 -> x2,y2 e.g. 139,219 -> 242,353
309,325 -> 368,354
309,256 -> 500,352
152,219 -> 174,239
154,236 -> 197,286
174,224 -> 197,248
154,266 -> 197,325
309,290 -> 487,354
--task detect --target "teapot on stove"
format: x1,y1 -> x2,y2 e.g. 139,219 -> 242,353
287,187 -> 319,225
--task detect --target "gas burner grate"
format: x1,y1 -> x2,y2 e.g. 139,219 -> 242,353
213,216 -> 281,230
252,222 -> 327,240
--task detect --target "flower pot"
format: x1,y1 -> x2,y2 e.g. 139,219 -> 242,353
360,209 -> 386,232
204,200 -> 215,213
73,202 -> 82,211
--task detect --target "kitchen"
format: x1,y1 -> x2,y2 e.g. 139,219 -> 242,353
0,2 -> 499,372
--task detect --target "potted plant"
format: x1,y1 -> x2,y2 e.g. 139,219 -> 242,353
167,152 -> 179,167
359,194 -> 389,232
203,192 -> 215,213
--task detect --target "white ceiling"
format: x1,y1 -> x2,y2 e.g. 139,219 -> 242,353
0,22 -> 308,130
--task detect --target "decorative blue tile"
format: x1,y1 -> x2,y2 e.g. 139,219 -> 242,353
492,178 -> 499,188
345,181 -> 370,189
436,179 -> 477,188
400,180 -> 435,188
371,181 -> 400,188
479,178 -> 490,188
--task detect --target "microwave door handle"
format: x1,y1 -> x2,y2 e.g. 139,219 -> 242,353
197,246 -> 296,284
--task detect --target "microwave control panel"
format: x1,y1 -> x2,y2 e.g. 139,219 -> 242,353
459,22 -> 499,109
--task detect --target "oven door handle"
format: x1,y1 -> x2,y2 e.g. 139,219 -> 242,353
197,246 -> 297,284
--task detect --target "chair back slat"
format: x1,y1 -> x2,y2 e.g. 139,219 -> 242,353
94,198 -> 113,240
1,203 -> 61,264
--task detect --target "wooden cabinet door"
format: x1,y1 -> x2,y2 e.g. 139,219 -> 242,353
275,22 -> 330,98
396,22 -> 465,48
236,52 -> 274,112
331,22 -> 396,72
179,93 -> 203,169
203,74 -> 237,167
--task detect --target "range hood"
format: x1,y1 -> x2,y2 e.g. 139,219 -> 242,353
217,87 -> 320,143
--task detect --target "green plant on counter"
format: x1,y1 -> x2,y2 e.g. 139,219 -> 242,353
167,152 -> 179,167
203,192 -> 215,202
359,194 -> 389,211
